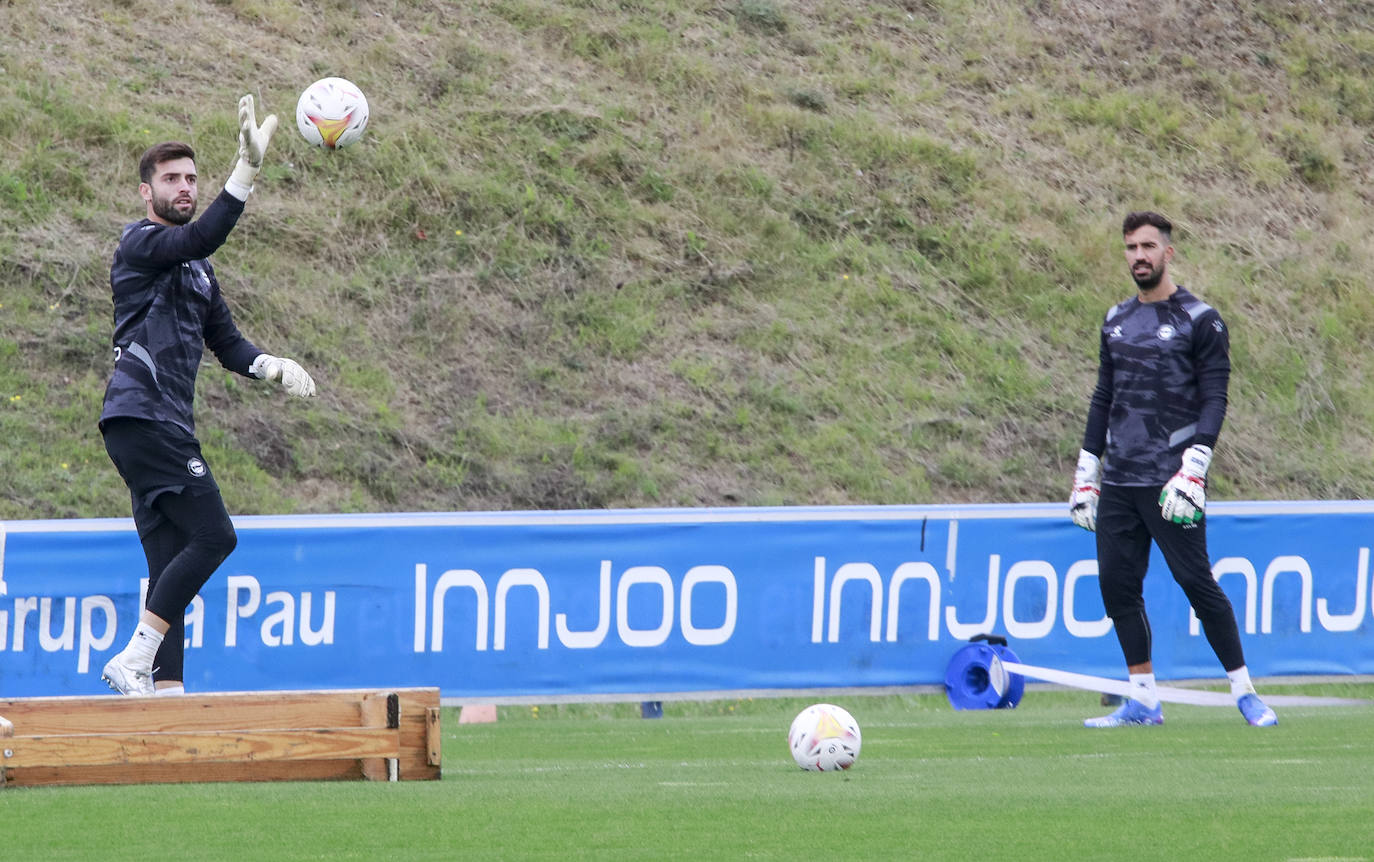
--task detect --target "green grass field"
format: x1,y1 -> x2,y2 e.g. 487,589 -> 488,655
4,686 -> 1371,861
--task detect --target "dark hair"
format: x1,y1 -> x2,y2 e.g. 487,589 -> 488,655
1122,211 -> 1172,241
138,141 -> 196,184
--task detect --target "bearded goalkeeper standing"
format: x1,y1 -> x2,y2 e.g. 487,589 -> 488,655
99,95 -> 317,695
1068,211 -> 1277,728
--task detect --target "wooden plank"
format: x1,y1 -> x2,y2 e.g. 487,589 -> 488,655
394,689 -> 442,781
425,706 -> 442,767
8,727 -> 401,769
359,691 -> 399,781
1,714 -> 11,787
3,759 -> 363,787
0,688 -> 441,787
0,689 -> 438,735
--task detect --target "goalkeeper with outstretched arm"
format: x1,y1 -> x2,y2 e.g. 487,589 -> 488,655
98,95 -> 316,696
1067,211 -> 1277,728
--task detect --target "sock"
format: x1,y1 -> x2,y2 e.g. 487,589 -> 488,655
1128,672 -> 1160,709
1227,666 -> 1256,698
121,622 -> 165,670
155,683 -> 185,696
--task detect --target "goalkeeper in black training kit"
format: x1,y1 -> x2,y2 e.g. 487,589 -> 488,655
99,95 -> 317,696
1068,211 -> 1277,728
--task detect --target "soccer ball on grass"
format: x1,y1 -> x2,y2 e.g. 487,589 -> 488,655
788,703 -> 862,771
296,77 -> 369,149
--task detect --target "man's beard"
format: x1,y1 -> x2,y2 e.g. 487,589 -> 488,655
1131,263 -> 1163,289
152,194 -> 196,225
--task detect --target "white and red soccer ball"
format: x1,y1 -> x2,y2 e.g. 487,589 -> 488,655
296,77 -> 369,150
788,703 -> 862,771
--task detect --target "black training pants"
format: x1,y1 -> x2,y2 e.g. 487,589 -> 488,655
1095,483 -> 1245,671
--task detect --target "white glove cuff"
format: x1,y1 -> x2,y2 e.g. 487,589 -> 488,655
1074,449 -> 1103,484
225,159 -> 257,201
249,353 -> 275,379
1181,444 -> 1213,479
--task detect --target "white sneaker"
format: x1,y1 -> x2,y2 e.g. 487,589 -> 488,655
101,653 -> 155,696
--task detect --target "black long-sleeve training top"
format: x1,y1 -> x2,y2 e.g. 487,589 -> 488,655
100,189 -> 261,435
1082,286 -> 1230,487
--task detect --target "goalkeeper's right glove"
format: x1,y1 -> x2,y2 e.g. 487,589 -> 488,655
250,354 -> 316,398
1069,449 -> 1102,532
225,94 -> 278,199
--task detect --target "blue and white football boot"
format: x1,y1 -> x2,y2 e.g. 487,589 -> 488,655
1237,693 -> 1278,727
1083,698 -> 1164,728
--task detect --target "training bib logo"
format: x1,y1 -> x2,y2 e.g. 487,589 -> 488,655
1156,324 -> 1176,341
187,457 -> 207,478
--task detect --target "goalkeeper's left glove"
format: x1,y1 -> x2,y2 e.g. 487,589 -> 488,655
250,354 -> 316,398
226,94 -> 278,199
1159,444 -> 1212,525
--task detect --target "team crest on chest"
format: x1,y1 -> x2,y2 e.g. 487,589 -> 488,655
1156,324 -> 1176,341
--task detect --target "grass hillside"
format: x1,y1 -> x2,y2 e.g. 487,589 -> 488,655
2,0 -> 1372,520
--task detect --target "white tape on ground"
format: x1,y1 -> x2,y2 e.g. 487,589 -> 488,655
1002,661 -> 1231,706
1002,661 -> 1373,708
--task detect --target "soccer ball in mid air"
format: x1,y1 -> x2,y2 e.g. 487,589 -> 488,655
296,77 -> 369,149
788,703 -> 862,771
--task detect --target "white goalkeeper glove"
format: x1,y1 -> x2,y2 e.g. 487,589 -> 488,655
1069,449 -> 1102,532
226,94 -> 278,199
250,354 -> 316,398
1159,444 -> 1212,525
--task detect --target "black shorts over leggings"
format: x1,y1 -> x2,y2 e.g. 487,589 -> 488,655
101,417 -> 222,538
101,418 -> 237,642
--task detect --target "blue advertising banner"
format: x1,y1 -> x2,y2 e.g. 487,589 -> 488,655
1,502 -> 1371,700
